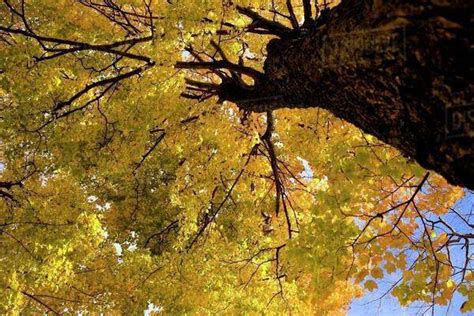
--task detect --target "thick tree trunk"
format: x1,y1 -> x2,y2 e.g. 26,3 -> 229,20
221,0 -> 473,189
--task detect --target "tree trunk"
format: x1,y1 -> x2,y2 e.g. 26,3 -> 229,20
220,0 -> 473,189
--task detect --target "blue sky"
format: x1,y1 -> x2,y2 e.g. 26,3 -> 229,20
349,191 -> 474,316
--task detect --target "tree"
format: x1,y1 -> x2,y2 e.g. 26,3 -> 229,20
177,0 -> 473,190
0,0 -> 472,314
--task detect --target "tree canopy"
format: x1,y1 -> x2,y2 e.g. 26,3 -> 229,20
0,0 -> 472,314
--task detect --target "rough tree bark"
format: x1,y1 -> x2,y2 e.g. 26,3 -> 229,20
180,0 -> 473,189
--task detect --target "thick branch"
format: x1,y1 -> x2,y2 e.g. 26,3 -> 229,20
236,5 -> 295,38
175,60 -> 262,80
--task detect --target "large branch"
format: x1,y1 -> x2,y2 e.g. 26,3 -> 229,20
236,5 -> 295,38
175,60 -> 263,80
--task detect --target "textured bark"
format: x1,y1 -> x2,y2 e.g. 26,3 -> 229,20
220,0 -> 473,189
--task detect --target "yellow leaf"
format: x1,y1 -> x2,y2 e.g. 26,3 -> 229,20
446,279 -> 454,289
385,262 -> 396,274
403,270 -> 414,280
371,267 -> 384,279
364,280 -> 378,291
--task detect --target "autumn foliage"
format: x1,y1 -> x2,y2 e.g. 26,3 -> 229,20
0,0 -> 472,314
